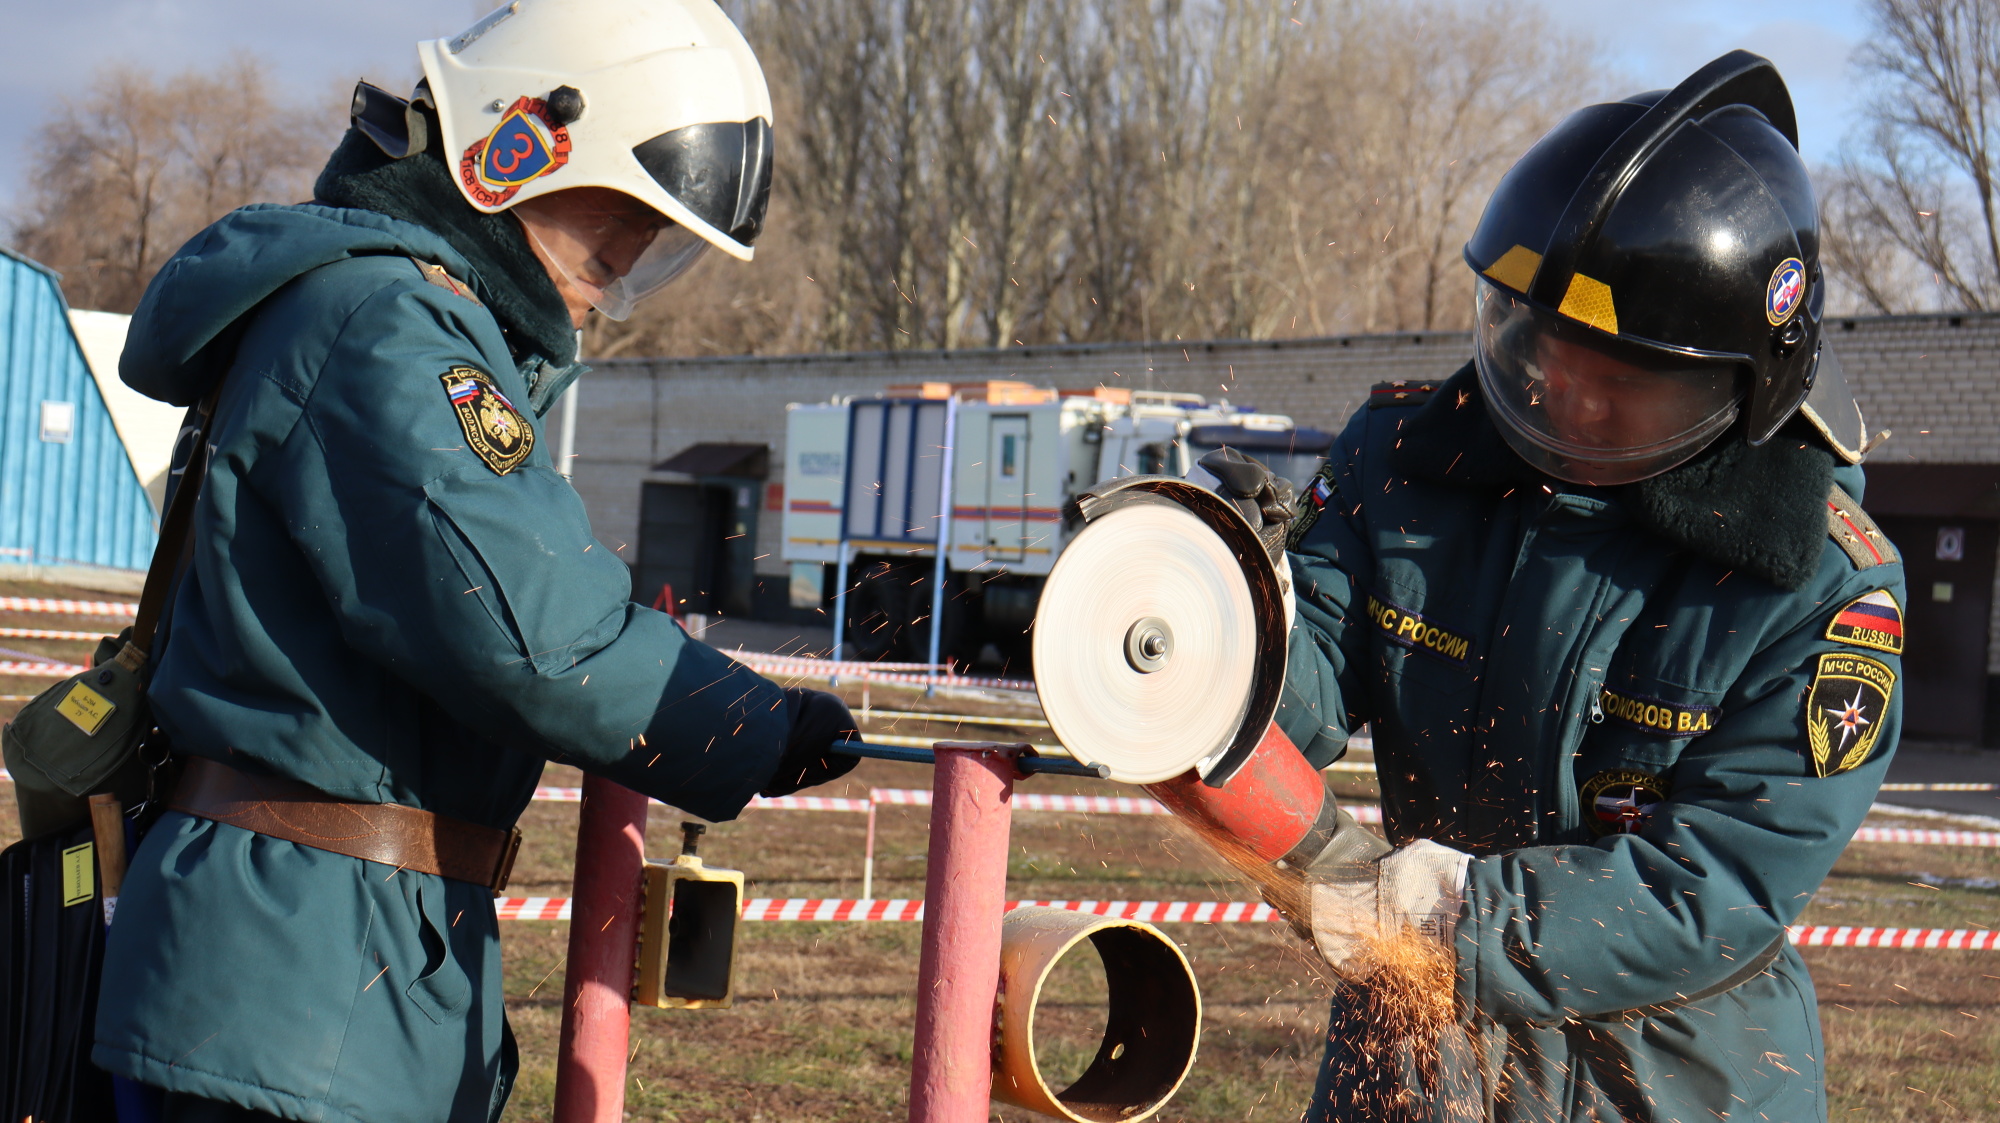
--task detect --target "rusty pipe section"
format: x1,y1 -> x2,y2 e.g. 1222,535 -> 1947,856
992,908 -> 1200,1123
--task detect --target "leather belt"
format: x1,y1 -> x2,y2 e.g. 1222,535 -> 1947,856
168,755 -> 522,894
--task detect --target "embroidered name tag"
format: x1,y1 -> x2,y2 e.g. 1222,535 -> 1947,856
1598,687 -> 1717,737
1826,589 -> 1903,656
1362,593 -> 1472,667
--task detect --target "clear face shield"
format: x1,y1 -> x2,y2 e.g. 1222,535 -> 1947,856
513,188 -> 709,321
1473,279 -> 1747,486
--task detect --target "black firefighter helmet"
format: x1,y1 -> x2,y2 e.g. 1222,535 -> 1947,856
1463,50 -> 1856,486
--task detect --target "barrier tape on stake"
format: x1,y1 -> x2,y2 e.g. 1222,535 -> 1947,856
0,597 -> 137,618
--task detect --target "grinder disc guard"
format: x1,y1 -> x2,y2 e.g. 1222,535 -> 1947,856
1034,478 -> 1289,785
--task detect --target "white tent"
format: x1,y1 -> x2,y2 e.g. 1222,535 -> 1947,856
67,308 -> 183,512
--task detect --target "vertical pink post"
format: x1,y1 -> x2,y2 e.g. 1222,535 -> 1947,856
909,741 -> 1019,1123
554,774 -> 651,1123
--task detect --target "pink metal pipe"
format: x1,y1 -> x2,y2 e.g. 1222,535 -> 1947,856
909,742 -> 1021,1123
554,774 -> 652,1123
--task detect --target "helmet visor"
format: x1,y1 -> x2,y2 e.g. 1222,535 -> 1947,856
1473,279 -> 1745,485
517,191 -> 709,321
632,118 -> 774,249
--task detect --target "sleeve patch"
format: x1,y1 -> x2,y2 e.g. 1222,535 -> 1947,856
1287,462 -> 1337,547
1805,651 -> 1896,777
441,367 -> 535,475
1826,589 -> 1903,655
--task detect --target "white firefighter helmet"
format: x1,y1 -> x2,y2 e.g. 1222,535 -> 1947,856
417,0 -> 773,272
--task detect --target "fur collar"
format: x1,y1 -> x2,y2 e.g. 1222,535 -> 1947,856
312,111 -> 577,375
1389,363 -> 1834,590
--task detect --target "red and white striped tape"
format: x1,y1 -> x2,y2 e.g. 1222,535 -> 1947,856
489,897 -> 1998,949
1850,827 -> 2000,847
528,787 -> 871,812
523,787 -> 2000,843
1878,782 -> 1998,792
1788,925 -> 2000,949
0,661 -> 84,678
726,650 -> 1036,693
0,626 -> 101,642
0,597 -> 137,619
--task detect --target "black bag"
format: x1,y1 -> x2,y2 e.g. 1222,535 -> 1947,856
0,821 -> 118,1119
3,386 -> 219,842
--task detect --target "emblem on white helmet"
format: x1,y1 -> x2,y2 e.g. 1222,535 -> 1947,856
460,95 -> 574,208
417,0 -> 775,261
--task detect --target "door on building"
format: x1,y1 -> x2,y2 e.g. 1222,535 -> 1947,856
1875,516 -> 1998,742
985,415 -> 1029,563
636,481 -> 732,615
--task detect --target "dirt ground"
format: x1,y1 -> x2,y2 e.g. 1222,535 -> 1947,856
3,578 -> 1997,1120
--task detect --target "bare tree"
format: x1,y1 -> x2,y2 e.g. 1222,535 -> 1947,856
1825,0 -> 2000,312
12,58 -> 323,313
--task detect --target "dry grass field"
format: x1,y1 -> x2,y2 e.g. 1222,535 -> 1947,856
3,576 -> 1996,1121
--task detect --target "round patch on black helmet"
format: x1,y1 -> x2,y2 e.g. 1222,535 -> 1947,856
1766,256 -> 1805,325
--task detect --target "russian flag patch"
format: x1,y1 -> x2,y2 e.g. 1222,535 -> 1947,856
1826,588 -> 1903,656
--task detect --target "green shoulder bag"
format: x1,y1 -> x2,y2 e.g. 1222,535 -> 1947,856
3,386 -> 219,840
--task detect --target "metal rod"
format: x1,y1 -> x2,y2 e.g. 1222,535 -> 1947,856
553,775 -> 650,1123
908,743 -> 1016,1122
831,541 -> 852,668
555,381 -> 579,480
924,397 -> 958,691
831,739 -> 1109,779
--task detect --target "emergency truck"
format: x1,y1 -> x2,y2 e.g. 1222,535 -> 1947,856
780,381 -> 1330,663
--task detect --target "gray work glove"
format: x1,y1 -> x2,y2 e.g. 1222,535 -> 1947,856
761,687 -> 861,797
1196,447 -> 1297,565
1306,836 -> 1470,981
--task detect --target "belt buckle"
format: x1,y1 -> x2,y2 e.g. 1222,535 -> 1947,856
492,828 -> 524,897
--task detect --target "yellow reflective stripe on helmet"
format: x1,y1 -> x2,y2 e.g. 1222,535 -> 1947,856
1481,244 -> 1542,293
1558,272 -> 1619,334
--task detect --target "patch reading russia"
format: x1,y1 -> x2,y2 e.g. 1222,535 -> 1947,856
1287,463 -> 1336,548
440,367 -> 535,475
1825,589 -> 1904,655
1598,687 -> 1717,738
1362,592 -> 1472,668
1805,651 -> 1896,777
1580,768 -> 1668,837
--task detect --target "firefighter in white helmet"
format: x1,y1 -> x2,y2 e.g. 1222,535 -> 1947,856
92,3 -> 855,1120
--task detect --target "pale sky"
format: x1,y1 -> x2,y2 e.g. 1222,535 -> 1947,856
0,0 -> 1880,219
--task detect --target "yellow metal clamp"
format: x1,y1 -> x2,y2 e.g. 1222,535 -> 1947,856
635,823 -> 744,1010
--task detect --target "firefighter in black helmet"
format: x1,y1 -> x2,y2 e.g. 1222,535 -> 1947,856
1263,51 -> 1904,1122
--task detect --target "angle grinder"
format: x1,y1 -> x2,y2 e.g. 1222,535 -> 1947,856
1033,477 -> 1388,905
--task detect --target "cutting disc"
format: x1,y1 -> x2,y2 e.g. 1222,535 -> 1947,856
1034,500 -> 1259,784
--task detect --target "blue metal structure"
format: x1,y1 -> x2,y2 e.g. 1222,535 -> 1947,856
0,248 -> 157,571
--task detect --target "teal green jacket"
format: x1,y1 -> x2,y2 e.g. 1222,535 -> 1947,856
1279,368 -> 1904,1123
94,204 -> 789,1122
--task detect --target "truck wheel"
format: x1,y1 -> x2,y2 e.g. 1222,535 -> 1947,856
842,559 -> 903,662
900,570 -> 968,666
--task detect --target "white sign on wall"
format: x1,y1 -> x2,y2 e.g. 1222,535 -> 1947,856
39,400 -> 75,443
